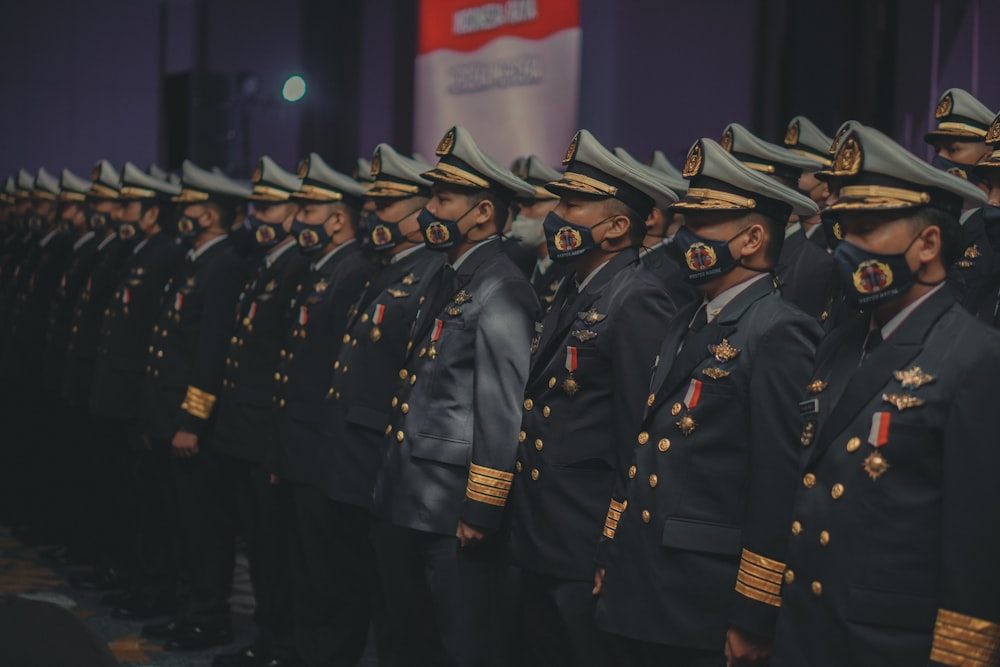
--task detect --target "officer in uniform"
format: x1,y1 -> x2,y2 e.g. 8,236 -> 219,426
958,112 -> 1000,325
314,145 -> 441,667
783,116 -> 837,250
85,163 -> 184,602
511,130 -> 680,666
371,126 -> 537,667
769,125 -> 1000,667
509,155 -> 567,306
270,151 -> 380,666
140,162 -> 249,650
211,156 -> 309,667
593,138 -> 821,666
719,122 -> 835,320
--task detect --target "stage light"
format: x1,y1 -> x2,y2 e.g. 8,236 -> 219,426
282,75 -> 306,102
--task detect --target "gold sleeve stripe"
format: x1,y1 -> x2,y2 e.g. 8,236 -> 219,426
603,521 -> 618,540
603,498 -> 628,540
930,609 -> 1000,666
180,385 -> 217,420
465,481 -> 508,500
609,498 -> 627,512
736,566 -> 783,595
740,548 -> 785,574
469,463 -> 514,482
739,560 -> 785,586
467,471 -> 512,491
734,580 -> 782,607
466,488 -> 508,507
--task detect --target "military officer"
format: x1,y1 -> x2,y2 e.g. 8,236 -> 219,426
209,156 -> 309,667
783,116 -> 837,249
509,155 -> 567,305
719,122 -> 835,320
593,138 -> 821,667
958,113 -> 1000,325
140,162 -> 249,650
314,145 -> 441,667
769,125 -> 1000,667
268,151 -> 379,666
510,130 -> 680,666
370,126 -> 537,667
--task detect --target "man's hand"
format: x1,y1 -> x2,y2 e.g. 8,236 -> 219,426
171,430 -> 199,459
725,627 -> 772,667
592,567 -> 606,596
456,521 -> 488,547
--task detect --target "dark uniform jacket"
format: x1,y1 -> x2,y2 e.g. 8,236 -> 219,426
319,247 -> 444,509
372,239 -> 537,535
948,208 -> 1000,326
213,241 -> 309,465
90,234 -> 184,420
40,232 -> 101,393
141,235 -> 246,441
771,287 -> 1000,667
0,232 -> 30,328
529,259 -> 570,308
595,276 -> 820,649
641,240 -> 698,306
512,250 -> 678,582
271,241 -> 374,485
62,235 -> 130,407
776,222 -> 836,320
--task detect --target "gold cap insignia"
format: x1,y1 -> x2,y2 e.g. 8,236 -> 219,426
806,379 -> 828,394
832,221 -> 843,240
852,259 -> 893,294
720,128 -> 734,152
829,125 -> 850,158
882,393 -> 925,411
986,116 -> 1000,144
863,451 -> 890,480
436,128 -> 456,156
893,367 -> 935,390
371,150 -> 381,178
571,329 -> 598,343
682,142 -> 704,178
296,159 -> 309,179
709,338 -> 741,363
563,132 -> 580,165
252,162 -> 263,184
784,121 -> 800,147
833,135 -> 863,176
702,367 -> 730,380
935,92 -> 953,120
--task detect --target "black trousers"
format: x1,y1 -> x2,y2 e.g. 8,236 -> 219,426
131,435 -> 176,602
288,483 -> 372,666
371,520 -> 508,667
169,444 -> 235,627
611,635 -> 725,667
227,456 -> 294,655
518,569 -> 612,667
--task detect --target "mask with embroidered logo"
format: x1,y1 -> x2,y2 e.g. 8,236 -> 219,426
932,155 -> 986,189
86,208 -> 113,233
246,214 -> 288,248
291,218 -> 330,254
117,218 -> 145,243
543,211 -> 614,263
363,210 -> 417,253
833,233 -> 936,310
176,215 -> 200,240
417,204 -> 477,251
667,224 -> 754,285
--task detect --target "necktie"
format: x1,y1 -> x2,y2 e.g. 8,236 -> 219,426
689,303 -> 709,332
860,328 -> 882,364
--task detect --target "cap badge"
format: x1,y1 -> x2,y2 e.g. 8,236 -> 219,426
682,143 -> 704,178
986,117 -> 1000,144
784,121 -> 800,147
852,259 -> 893,294
834,136 -> 863,175
436,129 -> 456,156
554,226 -> 583,251
684,242 -> 718,271
720,128 -> 734,152
252,163 -> 263,184
894,366 -> 935,390
296,160 -> 309,179
371,150 -> 381,178
563,133 -> 580,165
935,92 -> 953,119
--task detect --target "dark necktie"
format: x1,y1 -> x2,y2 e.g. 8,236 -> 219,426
860,328 -> 882,364
689,303 -> 708,332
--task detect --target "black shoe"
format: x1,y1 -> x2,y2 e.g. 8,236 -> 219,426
70,567 -> 130,591
212,644 -> 267,667
112,596 -> 176,620
163,624 -> 234,651
142,618 -> 184,640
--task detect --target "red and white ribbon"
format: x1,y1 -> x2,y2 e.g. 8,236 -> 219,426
565,346 -> 578,372
432,318 -> 444,342
373,303 -> 385,325
868,412 -> 890,447
684,379 -> 702,409
298,305 -> 308,326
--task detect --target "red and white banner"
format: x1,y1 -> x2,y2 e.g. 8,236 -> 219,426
414,0 -> 581,168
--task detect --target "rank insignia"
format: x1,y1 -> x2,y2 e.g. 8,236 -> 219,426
893,366 -> 935,390
709,338 -> 740,362
578,308 -> 607,325
387,289 -> 409,299
702,367 -> 730,380
964,244 -> 982,260
401,273 -> 417,286
806,379 -> 828,394
453,290 -> 472,304
800,420 -> 816,446
446,305 -> 462,317
562,346 -> 580,396
863,451 -> 890,480
882,393 -> 925,411
571,330 -> 598,342
530,336 -> 540,354
676,414 -> 697,436
265,280 -> 278,293
314,279 -> 329,293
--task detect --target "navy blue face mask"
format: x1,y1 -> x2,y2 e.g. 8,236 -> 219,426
87,208 -> 112,233
118,219 -> 144,243
932,154 -> 987,189
833,233 -> 930,311
820,209 -> 843,250
542,211 -> 614,263
247,214 -> 288,248
176,216 -> 199,240
417,204 -> 477,251
291,218 -> 330,254
981,205 -> 1000,251
667,224 -> 753,285
363,209 -> 417,253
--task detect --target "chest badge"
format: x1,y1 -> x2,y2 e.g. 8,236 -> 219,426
709,338 -> 740,363
314,279 -> 329,293
446,305 -> 462,317
265,279 -> 278,293
453,290 -> 472,304
387,289 -> 409,299
562,346 -> 580,396
702,367 -> 730,380
882,393 -> 925,411
806,379 -> 828,394
578,308 -> 607,325
893,366 -> 935,390
863,451 -> 891,480
571,329 -> 598,343
401,273 -> 417,286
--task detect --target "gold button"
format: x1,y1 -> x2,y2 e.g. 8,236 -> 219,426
279,399 -> 286,408
343,334 -> 351,344
288,353 -> 294,361
396,431 -> 404,442
351,339 -> 357,347
336,392 -> 341,399
648,474 -> 658,488
231,336 -> 237,344
530,468 -> 539,481
334,361 -> 340,369
391,397 -> 398,407
162,330 -> 168,338
542,406 -> 551,418
647,393 -> 655,406
148,345 -> 154,353
242,317 -> 250,326
518,431 -> 526,443
399,369 -> 408,380
401,403 -> 409,414
361,313 -> 369,323
515,461 -> 522,472
811,581 -> 823,597
803,473 -> 816,488
819,530 -> 830,546
342,366 -> 348,373
784,570 -> 795,584
153,370 -> 159,378
280,350 -> 287,358
628,465 -> 637,479
791,520 -> 802,536
671,403 -> 682,416
153,325 -> 159,332
234,361 -> 239,368
548,377 -> 557,388
658,438 -> 670,452
846,437 -> 861,453
419,347 -> 426,358
409,375 -> 416,385
406,341 -> 413,352
156,350 -> 163,358
534,438 -> 543,451
637,432 -> 649,445
641,510 -> 651,524
274,372 -> 281,381
524,399 -> 534,410
385,425 -> 392,435
831,483 -> 844,499
327,388 -> 334,396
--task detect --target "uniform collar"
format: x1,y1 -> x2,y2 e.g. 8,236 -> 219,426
700,272 -> 771,324
186,233 -> 227,261
265,238 -> 296,268
97,232 -> 117,251
73,230 -> 96,251
389,243 -> 424,265
39,229 -> 58,247
311,238 -> 356,271
875,282 -> 946,341
450,235 -> 498,272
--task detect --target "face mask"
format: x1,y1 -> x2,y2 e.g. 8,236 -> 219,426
543,211 -> 613,263
833,233 -> 927,310
667,224 -> 751,285
980,205 -> 1000,250
362,210 -> 414,253
247,213 -> 288,248
87,208 -> 111,233
118,219 -> 144,242
417,204 -> 477,251
932,154 -> 974,181
511,214 -> 546,249
291,218 -> 330,254
820,209 -> 843,250
56,218 -> 73,235
176,215 -> 199,240
26,214 -> 45,234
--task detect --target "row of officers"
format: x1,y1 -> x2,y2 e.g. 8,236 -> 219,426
2,85 -> 1000,667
